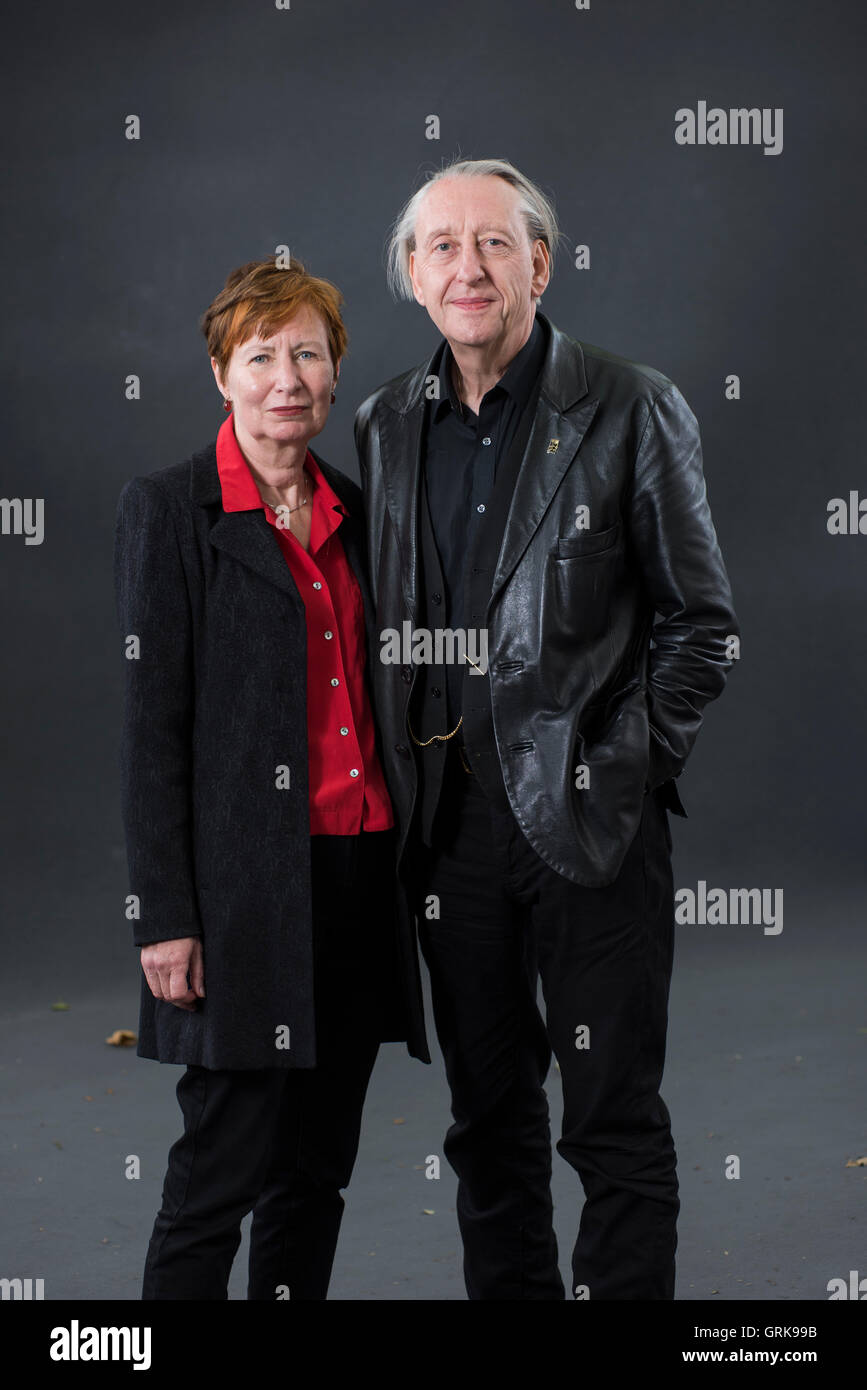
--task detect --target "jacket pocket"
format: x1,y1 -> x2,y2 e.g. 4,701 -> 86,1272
580,678 -> 646,740
553,520 -> 621,560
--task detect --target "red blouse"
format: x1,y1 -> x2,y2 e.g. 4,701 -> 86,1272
216,415 -> 394,835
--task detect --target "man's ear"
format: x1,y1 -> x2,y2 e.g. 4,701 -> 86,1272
530,240 -> 551,301
408,251 -> 426,307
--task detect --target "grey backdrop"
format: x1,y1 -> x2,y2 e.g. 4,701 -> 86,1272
4,0 -> 863,995
0,0 -> 864,1301
1,6 -> 862,968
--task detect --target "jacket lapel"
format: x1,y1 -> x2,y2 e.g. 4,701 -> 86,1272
490,393 -> 599,604
373,316 -> 599,618
489,316 -> 599,603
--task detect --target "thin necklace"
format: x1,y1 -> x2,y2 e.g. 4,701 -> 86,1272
279,488 -> 311,515
263,470 -> 311,514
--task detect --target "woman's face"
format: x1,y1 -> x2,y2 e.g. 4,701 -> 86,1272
213,303 -> 338,451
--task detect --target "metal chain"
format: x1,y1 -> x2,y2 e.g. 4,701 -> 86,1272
405,648 -> 484,746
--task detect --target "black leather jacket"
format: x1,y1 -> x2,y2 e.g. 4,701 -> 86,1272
355,312 -> 738,887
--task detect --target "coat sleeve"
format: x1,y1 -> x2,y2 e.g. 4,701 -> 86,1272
626,384 -> 739,790
114,477 -> 202,946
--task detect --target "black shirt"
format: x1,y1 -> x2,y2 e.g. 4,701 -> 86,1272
423,316 -> 546,630
421,315 -> 548,720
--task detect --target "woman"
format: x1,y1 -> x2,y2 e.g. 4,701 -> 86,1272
114,256 -> 427,1301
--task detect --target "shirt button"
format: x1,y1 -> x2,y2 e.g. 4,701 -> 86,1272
349,768 -> 359,778
482,436 -> 492,446
432,592 -> 442,605
313,581 -> 322,590
340,727 -> 349,736
477,504 -> 486,514
331,678 -> 339,687
324,630 -> 333,640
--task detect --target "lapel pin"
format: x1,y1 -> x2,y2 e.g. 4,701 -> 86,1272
547,438 -> 560,455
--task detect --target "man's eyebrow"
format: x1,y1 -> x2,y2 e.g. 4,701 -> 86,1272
423,226 -> 513,243
423,227 -> 457,242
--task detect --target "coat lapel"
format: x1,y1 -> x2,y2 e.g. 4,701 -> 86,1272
189,441 -> 378,639
189,443 -> 301,600
210,509 -> 304,598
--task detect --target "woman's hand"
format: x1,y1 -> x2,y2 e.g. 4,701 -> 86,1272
140,938 -> 205,1012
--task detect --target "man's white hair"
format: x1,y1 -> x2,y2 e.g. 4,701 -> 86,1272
385,158 -> 560,301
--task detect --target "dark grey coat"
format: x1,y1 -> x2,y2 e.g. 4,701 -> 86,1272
114,441 -> 431,1070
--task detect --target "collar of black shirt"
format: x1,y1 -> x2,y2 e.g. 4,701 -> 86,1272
433,313 -> 547,424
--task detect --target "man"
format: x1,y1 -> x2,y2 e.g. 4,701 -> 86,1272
355,158 -> 738,1300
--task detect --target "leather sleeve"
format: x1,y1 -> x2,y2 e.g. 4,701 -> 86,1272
353,408 -> 368,492
353,398 -> 382,609
626,384 -> 739,790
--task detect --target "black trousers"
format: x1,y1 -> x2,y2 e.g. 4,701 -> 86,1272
413,752 -> 678,1300
141,831 -> 390,1301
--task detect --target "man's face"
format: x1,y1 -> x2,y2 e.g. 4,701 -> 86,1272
408,175 -> 550,353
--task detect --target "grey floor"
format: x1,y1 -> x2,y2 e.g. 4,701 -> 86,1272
1,899 -> 864,1301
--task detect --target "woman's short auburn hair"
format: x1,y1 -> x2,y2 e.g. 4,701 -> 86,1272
200,256 -> 348,378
